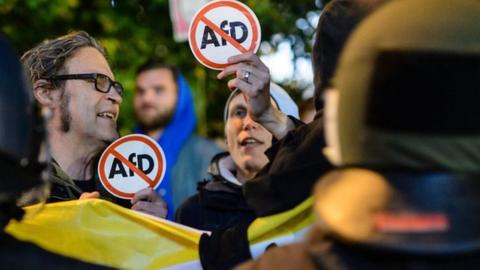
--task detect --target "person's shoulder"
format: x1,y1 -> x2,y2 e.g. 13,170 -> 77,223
177,191 -> 201,210
175,192 -> 202,223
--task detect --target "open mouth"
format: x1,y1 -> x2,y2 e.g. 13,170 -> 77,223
239,137 -> 263,146
97,111 -> 116,120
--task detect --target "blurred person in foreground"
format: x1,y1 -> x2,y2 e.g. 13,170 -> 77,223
133,60 -> 221,219
0,34 -> 111,269
21,31 -> 167,218
238,0 -> 480,269
176,83 -> 299,231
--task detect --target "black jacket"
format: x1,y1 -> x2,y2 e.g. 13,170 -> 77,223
175,153 -> 256,231
47,160 -> 131,208
244,116 -> 333,216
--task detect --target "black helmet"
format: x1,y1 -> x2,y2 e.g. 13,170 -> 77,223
0,34 -> 47,223
325,0 -> 480,171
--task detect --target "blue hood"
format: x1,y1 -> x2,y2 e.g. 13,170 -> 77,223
134,73 -> 196,220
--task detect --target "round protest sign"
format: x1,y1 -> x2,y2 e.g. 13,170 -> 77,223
98,134 -> 166,199
188,0 -> 261,70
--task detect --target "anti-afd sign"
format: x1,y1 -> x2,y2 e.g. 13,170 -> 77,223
188,0 -> 261,70
98,134 -> 166,199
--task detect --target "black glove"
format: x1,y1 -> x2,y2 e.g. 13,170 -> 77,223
199,218 -> 254,270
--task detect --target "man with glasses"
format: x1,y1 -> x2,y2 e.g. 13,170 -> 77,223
21,31 -> 167,218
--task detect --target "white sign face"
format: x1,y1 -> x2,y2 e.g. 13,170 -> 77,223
98,134 -> 166,199
188,0 -> 261,70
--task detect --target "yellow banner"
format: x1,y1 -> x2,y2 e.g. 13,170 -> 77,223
6,197 -> 314,269
6,199 -> 202,269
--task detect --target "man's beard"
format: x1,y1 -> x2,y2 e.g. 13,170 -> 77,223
135,107 -> 175,132
59,93 -> 72,132
57,92 -> 119,146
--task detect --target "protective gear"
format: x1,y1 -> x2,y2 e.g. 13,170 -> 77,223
315,169 -> 480,253
0,34 -> 47,220
314,0 -> 480,268
327,0 -> 480,171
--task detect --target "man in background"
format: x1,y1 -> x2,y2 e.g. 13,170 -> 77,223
133,60 -> 221,219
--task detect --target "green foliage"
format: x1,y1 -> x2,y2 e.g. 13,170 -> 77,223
1,0 -> 323,138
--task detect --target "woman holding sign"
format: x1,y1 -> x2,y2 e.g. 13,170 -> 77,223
186,2 -> 304,267
175,82 -> 298,231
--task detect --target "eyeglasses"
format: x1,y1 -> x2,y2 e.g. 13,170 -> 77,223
44,73 -> 124,97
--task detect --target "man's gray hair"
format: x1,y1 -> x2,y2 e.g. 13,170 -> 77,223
21,31 -> 106,88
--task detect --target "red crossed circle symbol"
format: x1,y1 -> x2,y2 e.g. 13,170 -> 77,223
189,0 -> 260,69
98,135 -> 165,199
